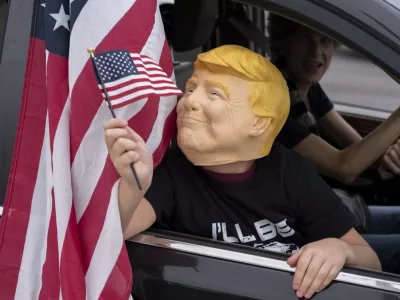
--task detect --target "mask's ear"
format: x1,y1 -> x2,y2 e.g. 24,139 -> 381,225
250,117 -> 271,137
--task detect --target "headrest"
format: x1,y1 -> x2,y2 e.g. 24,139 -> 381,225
171,0 -> 218,52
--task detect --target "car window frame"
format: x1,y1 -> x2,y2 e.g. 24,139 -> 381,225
0,0 -> 33,204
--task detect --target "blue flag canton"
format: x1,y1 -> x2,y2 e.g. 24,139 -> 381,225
94,50 -> 139,84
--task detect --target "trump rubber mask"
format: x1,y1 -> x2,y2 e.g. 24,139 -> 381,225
176,45 -> 290,166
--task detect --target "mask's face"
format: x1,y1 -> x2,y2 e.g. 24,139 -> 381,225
177,68 -> 263,166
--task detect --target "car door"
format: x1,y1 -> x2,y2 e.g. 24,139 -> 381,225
128,230 -> 400,299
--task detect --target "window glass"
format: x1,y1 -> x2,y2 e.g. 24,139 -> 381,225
321,46 -> 400,114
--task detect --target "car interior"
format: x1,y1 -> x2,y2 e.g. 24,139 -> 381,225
162,0 -> 400,202
163,0 -> 398,131
169,1 -> 373,181
154,0 -> 400,275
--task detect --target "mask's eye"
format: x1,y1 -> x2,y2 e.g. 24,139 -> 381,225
209,90 -> 222,99
208,86 -> 224,97
185,87 -> 194,96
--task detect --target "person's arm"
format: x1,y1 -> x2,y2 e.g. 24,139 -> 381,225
118,180 -> 156,240
340,228 -> 381,270
288,229 -> 380,299
294,107 -> 400,184
104,118 -> 156,239
285,156 -> 380,299
318,109 -> 362,148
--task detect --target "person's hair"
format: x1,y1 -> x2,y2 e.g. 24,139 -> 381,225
194,45 -> 290,156
267,13 -> 340,64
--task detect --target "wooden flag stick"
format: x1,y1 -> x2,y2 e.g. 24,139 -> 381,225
88,47 -> 143,191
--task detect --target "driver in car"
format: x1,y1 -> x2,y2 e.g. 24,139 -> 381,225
104,45 -> 381,299
267,13 -> 400,275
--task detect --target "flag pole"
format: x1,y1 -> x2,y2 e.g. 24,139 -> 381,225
88,47 -> 143,191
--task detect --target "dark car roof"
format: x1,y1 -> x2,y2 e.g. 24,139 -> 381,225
322,0 -> 400,47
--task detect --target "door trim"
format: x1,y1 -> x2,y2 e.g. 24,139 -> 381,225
129,232 -> 400,294
334,102 -> 390,120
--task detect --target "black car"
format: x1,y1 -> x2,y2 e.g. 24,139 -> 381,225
1,0 -> 400,299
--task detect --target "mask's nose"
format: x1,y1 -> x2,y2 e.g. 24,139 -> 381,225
183,90 -> 202,112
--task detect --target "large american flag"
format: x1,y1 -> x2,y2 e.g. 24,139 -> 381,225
0,0 -> 179,299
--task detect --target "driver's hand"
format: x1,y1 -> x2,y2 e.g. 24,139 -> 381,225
378,139 -> 400,180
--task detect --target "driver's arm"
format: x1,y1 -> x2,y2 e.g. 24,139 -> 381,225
294,107 -> 400,183
318,109 -> 362,148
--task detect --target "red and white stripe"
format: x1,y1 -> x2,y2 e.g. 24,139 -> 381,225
0,0 -> 177,299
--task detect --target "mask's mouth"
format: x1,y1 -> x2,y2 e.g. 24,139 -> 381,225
177,116 -> 207,125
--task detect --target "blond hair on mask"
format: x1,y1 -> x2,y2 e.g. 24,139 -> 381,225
194,45 -> 290,156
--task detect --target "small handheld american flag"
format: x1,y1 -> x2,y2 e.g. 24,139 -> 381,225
88,48 -> 183,190
91,49 -> 183,108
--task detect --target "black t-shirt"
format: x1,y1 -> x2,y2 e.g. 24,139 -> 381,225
144,144 -> 354,254
307,83 -> 334,119
277,83 -> 334,149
